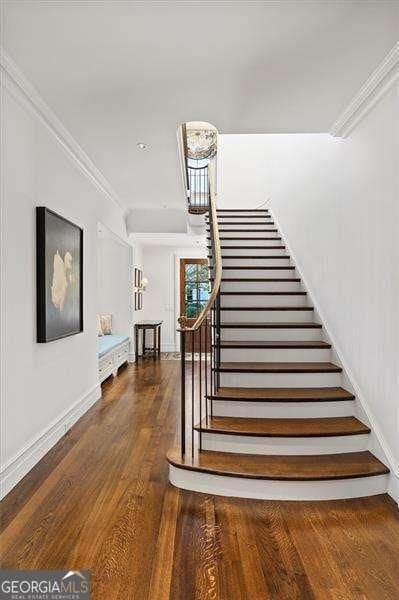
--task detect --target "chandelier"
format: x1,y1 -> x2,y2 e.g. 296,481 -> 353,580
186,128 -> 217,160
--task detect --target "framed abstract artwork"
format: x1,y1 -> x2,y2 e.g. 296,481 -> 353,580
36,207 -> 83,342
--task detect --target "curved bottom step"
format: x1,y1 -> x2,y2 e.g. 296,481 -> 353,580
167,448 -> 389,501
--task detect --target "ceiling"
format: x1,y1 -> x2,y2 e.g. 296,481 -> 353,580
3,1 -> 398,212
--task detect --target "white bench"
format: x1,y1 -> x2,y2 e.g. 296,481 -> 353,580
98,335 -> 130,383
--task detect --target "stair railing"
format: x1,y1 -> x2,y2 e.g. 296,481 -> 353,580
177,167 -> 222,457
180,124 -> 210,214
187,165 -> 210,213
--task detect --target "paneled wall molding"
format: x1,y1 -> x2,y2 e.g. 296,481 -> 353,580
330,42 -> 399,138
0,48 -> 125,214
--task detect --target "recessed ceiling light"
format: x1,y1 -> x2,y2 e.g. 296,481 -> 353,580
137,142 -> 147,150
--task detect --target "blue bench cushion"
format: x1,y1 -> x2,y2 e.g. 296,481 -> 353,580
98,334 -> 129,358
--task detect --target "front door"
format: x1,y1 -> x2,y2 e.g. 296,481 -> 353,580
179,258 -> 210,352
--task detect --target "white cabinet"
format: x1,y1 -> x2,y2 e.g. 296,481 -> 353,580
98,339 -> 130,384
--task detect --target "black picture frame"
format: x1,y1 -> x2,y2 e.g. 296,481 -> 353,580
36,207 -> 83,342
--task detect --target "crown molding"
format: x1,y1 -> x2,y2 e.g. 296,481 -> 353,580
330,42 -> 399,138
0,48 -> 126,214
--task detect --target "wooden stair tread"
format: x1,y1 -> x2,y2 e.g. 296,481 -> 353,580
212,255 -> 290,259
220,322 -> 322,328
208,237 -> 282,240
211,229 -> 278,232
167,449 -> 389,481
214,214 -> 270,218
210,386 -> 355,402
213,221 -> 274,225
218,340 -> 331,349
220,306 -> 313,311
195,416 -> 370,437
216,209 -> 270,212
211,278 -> 301,282
220,291 -> 306,295
222,266 -> 295,270
216,362 -> 342,373
209,245 -> 286,250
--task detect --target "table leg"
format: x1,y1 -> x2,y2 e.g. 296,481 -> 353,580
158,325 -> 161,357
143,329 -> 146,358
153,326 -> 156,361
135,327 -> 138,362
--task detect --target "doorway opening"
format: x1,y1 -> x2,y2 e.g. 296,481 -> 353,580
179,258 -> 210,351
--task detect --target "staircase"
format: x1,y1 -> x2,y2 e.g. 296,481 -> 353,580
168,208 -> 389,500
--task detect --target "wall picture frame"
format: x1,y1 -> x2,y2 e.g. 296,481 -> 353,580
134,267 -> 143,310
36,207 -> 83,342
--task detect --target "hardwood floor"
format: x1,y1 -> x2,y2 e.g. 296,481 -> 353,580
1,361 -> 399,599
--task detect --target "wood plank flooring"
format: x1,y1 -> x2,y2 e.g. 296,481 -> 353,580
1,361 -> 399,599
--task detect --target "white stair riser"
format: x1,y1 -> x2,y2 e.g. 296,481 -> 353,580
218,238 -> 282,247
218,372 -> 342,388
217,212 -> 270,217
221,294 -> 308,307
216,223 -> 275,230
221,328 -> 322,341
220,281 -> 303,292
219,247 -> 287,256
201,433 -> 369,455
223,269 -> 296,279
221,257 -> 291,267
212,400 -> 355,418
220,347 -> 331,362
221,309 -> 314,323
169,467 -> 389,501
216,218 -> 271,224
217,231 -> 280,239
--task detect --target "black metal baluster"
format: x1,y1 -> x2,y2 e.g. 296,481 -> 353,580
180,330 -> 186,457
191,331 -> 195,457
199,326 -> 202,450
216,290 -> 221,391
205,316 -> 208,425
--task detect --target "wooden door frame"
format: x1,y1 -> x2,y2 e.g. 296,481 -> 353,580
179,258 -> 209,352
179,258 -> 208,321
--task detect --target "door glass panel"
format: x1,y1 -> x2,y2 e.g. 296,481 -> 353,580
185,282 -> 196,302
198,282 -> 210,303
197,264 -> 209,281
182,260 -> 209,319
185,302 -> 198,318
185,264 -> 197,281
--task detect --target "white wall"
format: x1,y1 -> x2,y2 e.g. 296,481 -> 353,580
139,245 -> 207,352
1,78 -> 129,497
126,208 -> 188,234
97,231 -> 132,341
218,84 -> 399,498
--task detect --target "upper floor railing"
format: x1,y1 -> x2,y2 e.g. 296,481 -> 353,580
187,165 -> 209,214
180,123 -> 210,215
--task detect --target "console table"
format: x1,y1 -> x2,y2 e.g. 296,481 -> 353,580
134,320 -> 163,361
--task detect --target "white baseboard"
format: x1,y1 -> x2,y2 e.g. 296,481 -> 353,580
0,383 -> 101,500
271,208 -> 399,502
388,473 -> 399,506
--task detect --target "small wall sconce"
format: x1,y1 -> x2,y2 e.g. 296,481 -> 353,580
134,277 -> 148,293
134,268 -> 147,310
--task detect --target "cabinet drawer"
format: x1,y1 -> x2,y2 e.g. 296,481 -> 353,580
99,356 -> 113,372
